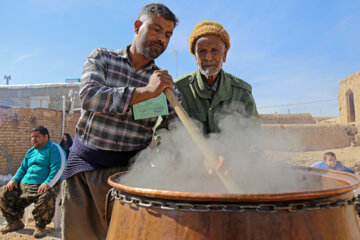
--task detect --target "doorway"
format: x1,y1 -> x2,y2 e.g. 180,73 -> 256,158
346,89 -> 355,122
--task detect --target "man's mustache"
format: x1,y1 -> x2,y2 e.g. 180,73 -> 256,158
202,60 -> 217,67
150,41 -> 164,50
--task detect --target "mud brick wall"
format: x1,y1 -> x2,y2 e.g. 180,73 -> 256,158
339,70 -> 360,123
262,123 -> 351,152
260,113 -> 315,124
0,107 -> 79,175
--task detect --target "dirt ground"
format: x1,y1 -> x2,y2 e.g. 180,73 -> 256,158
0,216 -> 61,240
267,145 -> 360,173
1,145 -> 360,239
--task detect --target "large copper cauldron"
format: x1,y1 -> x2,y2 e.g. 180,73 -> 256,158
106,167 -> 360,240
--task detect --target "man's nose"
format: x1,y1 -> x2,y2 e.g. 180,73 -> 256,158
204,51 -> 213,61
157,33 -> 167,45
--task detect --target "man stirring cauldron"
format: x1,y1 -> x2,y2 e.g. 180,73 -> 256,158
61,3 -> 179,240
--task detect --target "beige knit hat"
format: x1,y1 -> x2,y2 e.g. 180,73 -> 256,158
188,20 -> 230,55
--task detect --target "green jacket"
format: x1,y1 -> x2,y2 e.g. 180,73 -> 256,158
174,68 -> 259,134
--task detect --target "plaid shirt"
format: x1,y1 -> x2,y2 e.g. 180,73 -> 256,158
76,46 -> 177,151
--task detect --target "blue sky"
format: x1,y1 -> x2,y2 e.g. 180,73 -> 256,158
1,0 -> 359,116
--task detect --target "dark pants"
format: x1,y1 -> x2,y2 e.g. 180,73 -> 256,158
61,166 -> 127,240
0,182 -> 61,228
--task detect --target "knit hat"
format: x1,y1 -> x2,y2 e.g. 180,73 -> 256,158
188,20 -> 230,55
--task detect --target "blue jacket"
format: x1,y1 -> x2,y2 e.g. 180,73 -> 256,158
12,140 -> 66,187
312,161 -> 355,174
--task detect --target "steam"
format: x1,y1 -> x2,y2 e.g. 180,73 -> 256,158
119,104 -> 322,194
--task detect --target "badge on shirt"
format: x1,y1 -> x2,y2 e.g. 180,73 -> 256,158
133,93 -> 169,120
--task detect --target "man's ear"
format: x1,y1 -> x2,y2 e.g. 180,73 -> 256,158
134,20 -> 142,34
195,55 -> 199,65
223,49 -> 228,63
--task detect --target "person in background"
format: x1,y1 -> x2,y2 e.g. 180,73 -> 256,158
61,3 -> 178,240
172,20 -> 259,135
0,126 -> 66,238
60,133 -> 73,157
311,152 -> 355,174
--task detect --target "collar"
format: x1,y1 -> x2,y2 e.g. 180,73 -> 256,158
203,75 -> 220,93
119,45 -> 159,72
193,68 -> 232,106
194,69 -> 211,99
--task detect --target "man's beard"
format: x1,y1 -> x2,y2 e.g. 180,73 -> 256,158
140,41 -> 165,60
199,60 -> 222,78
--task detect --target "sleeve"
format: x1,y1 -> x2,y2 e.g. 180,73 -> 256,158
310,161 -> 323,168
44,144 -> 66,187
79,48 -> 135,115
341,163 -> 355,174
345,167 -> 355,174
12,151 -> 30,183
244,91 -> 259,120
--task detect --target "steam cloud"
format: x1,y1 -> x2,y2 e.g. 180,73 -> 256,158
119,104 -> 323,194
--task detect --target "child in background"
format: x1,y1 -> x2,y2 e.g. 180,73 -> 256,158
311,152 -> 354,174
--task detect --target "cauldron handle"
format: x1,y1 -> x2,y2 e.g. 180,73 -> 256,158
105,188 -> 114,227
164,88 -> 240,193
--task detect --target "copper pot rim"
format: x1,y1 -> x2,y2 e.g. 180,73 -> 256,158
108,166 -> 360,202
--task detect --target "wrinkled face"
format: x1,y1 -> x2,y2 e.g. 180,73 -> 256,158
31,131 -> 48,149
194,35 -> 227,79
134,14 -> 174,60
324,156 -> 337,168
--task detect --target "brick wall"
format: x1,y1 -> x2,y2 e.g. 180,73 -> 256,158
0,107 -> 79,175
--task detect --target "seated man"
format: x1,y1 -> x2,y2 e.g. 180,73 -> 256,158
311,152 -> 354,174
174,20 -> 259,134
0,126 -> 66,238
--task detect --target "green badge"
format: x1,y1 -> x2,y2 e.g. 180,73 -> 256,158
133,93 -> 169,120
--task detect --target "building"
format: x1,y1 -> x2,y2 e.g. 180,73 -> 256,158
0,83 -> 80,111
339,70 -> 360,123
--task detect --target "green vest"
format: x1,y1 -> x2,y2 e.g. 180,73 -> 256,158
174,68 -> 259,134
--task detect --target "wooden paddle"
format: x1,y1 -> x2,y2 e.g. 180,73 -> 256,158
164,88 -> 240,193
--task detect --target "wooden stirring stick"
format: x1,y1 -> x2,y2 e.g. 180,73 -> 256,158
164,89 -> 240,193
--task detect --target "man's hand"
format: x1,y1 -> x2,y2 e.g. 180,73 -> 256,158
130,70 -> 173,105
38,183 -> 50,194
146,70 -> 173,97
3,180 -> 18,192
205,155 -> 228,176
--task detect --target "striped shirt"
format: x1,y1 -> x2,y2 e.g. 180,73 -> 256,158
76,46 -> 177,151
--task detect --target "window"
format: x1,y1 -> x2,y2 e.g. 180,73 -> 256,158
40,99 -> 48,108
30,98 -> 40,108
29,96 -> 50,108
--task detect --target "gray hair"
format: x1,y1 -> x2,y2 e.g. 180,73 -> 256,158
138,3 -> 179,28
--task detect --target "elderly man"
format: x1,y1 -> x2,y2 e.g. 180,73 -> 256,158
175,21 -> 259,134
0,126 -> 65,238
61,3 -> 178,240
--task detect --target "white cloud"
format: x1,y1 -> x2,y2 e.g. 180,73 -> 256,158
15,54 -> 33,63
